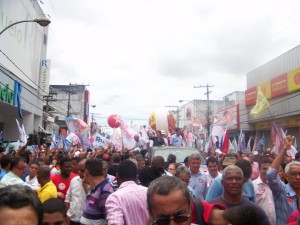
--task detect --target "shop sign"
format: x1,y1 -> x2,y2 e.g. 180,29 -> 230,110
0,81 -> 23,119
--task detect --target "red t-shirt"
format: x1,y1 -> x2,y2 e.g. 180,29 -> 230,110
51,173 -> 77,201
191,200 -> 226,224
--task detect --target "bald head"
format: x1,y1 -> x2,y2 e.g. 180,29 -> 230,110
37,165 -> 51,180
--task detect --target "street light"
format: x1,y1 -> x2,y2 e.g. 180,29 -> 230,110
178,100 -> 189,103
0,18 -> 51,35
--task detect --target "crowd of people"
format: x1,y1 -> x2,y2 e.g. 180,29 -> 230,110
0,130 -> 300,225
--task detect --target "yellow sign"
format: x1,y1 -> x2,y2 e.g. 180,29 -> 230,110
288,67 -> 300,93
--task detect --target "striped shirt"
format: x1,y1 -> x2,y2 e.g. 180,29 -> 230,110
80,179 -> 113,225
105,181 -> 149,225
267,167 -> 298,225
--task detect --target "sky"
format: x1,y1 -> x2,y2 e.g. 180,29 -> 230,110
39,0 -> 300,126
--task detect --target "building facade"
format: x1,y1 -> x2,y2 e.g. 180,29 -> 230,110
245,45 -> 300,146
0,0 -> 49,141
46,84 -> 90,132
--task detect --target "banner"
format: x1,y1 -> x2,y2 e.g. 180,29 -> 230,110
65,117 -> 89,135
111,128 -> 123,151
65,132 -> 81,146
92,133 -> 110,149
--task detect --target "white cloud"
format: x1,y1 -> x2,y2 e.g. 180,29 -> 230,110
41,0 -> 300,124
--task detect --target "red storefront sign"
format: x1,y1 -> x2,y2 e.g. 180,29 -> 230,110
245,86 -> 257,107
271,73 -> 288,98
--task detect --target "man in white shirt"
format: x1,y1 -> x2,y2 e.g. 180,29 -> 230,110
25,161 -> 40,190
205,157 -> 221,190
134,134 -> 150,157
65,158 -> 87,225
253,157 -> 276,225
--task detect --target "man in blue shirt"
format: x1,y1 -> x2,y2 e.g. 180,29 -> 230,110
267,135 -> 300,225
188,152 -> 207,200
170,128 -> 183,147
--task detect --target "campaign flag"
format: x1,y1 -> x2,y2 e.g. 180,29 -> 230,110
250,86 -> 270,118
82,136 -> 94,150
272,123 -> 285,154
232,137 -> 238,154
246,136 -> 253,154
92,133 -> 110,149
65,131 -> 81,146
257,133 -> 266,152
211,122 -> 225,146
65,117 -> 88,135
238,130 -> 246,153
287,145 -> 298,159
111,128 -> 123,151
221,128 -> 229,154
16,119 -> 27,143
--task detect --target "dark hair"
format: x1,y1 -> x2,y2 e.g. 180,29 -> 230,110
71,156 -> 81,163
295,152 -> 300,160
147,176 -> 190,215
183,156 -> 189,164
85,158 -> 103,176
118,160 -> 137,181
258,156 -> 273,169
0,185 -> 42,225
59,157 -> 72,166
223,205 -> 259,225
112,153 -> 121,163
206,157 -> 218,167
10,157 -> 27,170
38,158 -> 51,166
167,154 -> 176,163
0,154 -> 13,168
139,166 -> 157,187
29,159 -> 40,167
235,159 -> 252,180
42,198 -> 66,217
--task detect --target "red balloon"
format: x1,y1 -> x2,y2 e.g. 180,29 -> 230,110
107,114 -> 122,128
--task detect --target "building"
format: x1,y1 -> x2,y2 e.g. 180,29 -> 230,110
245,45 -> 300,146
0,0 -> 49,141
46,84 -> 90,132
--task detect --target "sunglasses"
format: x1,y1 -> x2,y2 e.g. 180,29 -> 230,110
151,214 -> 190,225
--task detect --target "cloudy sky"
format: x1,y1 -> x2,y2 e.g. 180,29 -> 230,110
40,0 -> 300,125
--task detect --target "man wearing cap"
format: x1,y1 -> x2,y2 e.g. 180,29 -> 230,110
205,157 -> 256,202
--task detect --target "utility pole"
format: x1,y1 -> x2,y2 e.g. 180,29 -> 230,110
194,84 -> 214,137
66,83 -> 77,117
43,89 -> 57,131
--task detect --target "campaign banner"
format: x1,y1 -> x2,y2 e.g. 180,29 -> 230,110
65,132 -> 81,146
92,133 -> 109,149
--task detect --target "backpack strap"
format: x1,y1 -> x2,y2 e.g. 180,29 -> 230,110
192,199 -> 208,225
